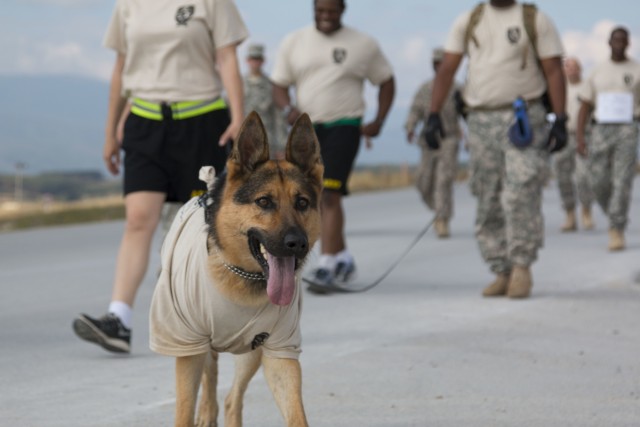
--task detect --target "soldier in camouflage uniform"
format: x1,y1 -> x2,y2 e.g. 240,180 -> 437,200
553,57 -> 595,232
405,48 -> 461,238
426,1 -> 567,299
577,27 -> 640,251
243,44 -> 288,159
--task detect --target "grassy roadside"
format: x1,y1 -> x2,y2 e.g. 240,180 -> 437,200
0,196 -> 125,232
0,166 -> 470,233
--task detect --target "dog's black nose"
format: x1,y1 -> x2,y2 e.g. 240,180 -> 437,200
284,227 -> 308,257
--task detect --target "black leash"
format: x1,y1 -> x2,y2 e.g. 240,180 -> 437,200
320,215 -> 436,293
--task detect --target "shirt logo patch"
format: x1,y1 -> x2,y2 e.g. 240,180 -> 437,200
333,48 -> 347,64
624,74 -> 633,86
251,332 -> 270,350
507,27 -> 521,44
176,5 -> 195,26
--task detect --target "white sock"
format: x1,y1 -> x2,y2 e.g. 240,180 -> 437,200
108,301 -> 132,329
317,254 -> 337,271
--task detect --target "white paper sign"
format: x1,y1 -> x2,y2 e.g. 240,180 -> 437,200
596,92 -> 633,124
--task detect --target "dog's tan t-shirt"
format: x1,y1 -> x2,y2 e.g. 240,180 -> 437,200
444,3 -> 564,108
149,197 -> 302,360
103,0 -> 248,102
271,25 -> 393,123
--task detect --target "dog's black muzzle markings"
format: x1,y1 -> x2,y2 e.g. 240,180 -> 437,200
282,227 -> 309,258
247,227 -> 309,276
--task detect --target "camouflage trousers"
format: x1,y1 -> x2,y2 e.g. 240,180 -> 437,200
467,102 -> 550,273
415,136 -> 459,220
588,123 -> 638,231
553,133 -> 594,211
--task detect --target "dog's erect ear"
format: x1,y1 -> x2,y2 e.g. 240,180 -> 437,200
229,111 -> 270,172
285,113 -> 322,173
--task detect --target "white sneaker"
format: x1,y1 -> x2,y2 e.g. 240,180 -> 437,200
333,260 -> 357,284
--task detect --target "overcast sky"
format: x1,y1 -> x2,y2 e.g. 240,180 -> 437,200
2,0 -> 640,167
4,1 -> 640,88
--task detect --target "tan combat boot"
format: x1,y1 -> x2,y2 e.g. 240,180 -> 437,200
434,219 -> 450,239
507,266 -> 532,299
581,206 -> 594,230
608,228 -> 625,251
482,273 -> 510,297
560,209 -> 577,232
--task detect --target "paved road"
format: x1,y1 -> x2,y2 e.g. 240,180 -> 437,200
1,180 -> 640,427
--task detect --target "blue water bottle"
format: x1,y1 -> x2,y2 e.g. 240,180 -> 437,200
508,97 -> 533,148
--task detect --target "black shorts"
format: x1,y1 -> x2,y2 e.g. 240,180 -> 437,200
313,123 -> 361,195
122,108 -> 230,203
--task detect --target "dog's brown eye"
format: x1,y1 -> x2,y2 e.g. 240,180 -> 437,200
296,197 -> 309,211
255,196 -> 274,210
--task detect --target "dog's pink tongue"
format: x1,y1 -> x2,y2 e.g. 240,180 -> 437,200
266,253 -> 296,306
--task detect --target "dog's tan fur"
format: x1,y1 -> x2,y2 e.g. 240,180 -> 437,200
172,112 -> 323,427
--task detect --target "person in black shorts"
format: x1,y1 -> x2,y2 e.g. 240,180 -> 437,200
313,122 -> 361,195
122,107 -> 230,202
72,0 -> 248,354
271,0 -> 395,292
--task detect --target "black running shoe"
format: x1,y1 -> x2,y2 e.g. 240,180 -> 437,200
73,313 -> 131,354
333,260 -> 357,285
304,267 -> 334,294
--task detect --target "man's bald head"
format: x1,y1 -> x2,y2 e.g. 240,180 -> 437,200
564,57 -> 582,83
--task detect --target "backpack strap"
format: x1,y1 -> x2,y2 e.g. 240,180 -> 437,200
522,3 -> 552,112
522,3 -> 538,54
464,3 -> 485,52
464,2 -> 539,70
520,3 -> 539,69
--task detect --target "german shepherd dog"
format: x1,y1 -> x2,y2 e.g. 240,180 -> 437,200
149,112 -> 323,427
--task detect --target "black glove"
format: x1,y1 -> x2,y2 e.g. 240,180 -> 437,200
547,114 -> 568,153
454,90 -> 467,120
423,113 -> 445,150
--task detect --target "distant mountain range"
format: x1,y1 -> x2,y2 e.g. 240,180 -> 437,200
0,74 -> 423,176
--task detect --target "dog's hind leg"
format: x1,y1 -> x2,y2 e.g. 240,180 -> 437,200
196,350 -> 219,427
224,349 -> 262,427
263,357 -> 308,427
175,353 -> 206,427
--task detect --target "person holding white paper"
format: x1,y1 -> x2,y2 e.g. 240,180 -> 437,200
577,26 -> 640,251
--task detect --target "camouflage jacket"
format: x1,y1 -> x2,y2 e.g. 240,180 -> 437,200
405,79 -> 461,142
243,73 -> 287,152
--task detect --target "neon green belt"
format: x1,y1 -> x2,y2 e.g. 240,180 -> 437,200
131,97 -> 227,121
314,117 -> 362,128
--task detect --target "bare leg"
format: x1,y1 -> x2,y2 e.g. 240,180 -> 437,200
224,350 -> 262,427
262,357 -> 308,427
111,191 -> 165,306
196,351 -> 219,427
320,190 -> 345,254
175,353 -> 207,427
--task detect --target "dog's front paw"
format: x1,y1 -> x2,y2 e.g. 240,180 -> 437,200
195,414 -> 217,427
195,417 -> 218,427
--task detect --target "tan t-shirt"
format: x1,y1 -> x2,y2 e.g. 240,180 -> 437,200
444,3 -> 564,108
579,58 -> 640,120
104,0 -> 248,102
149,197 -> 302,359
271,25 -> 393,123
